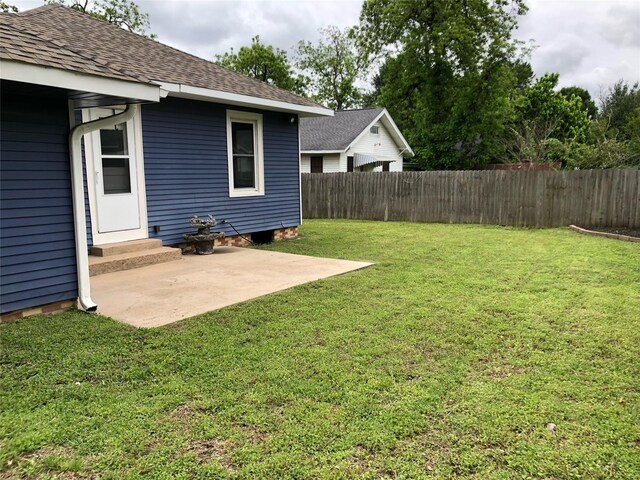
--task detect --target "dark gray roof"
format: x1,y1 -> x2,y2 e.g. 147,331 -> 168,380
300,108 -> 384,151
0,4 -> 322,109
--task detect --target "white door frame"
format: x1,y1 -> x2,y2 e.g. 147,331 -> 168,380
82,106 -> 149,246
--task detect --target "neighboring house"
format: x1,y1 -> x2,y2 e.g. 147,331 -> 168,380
300,108 -> 413,173
0,4 -> 331,318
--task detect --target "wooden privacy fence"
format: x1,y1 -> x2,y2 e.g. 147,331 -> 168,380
301,169 -> 640,228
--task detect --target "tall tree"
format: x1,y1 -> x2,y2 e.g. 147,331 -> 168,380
215,36 -> 307,95
598,80 -> 640,140
560,86 -> 597,119
357,0 -> 528,170
502,73 -> 591,165
510,59 -> 535,93
45,0 -> 155,38
516,74 -> 591,143
296,26 -> 364,110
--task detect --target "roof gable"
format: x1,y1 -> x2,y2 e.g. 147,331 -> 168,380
300,108 -> 413,156
300,108 -> 384,151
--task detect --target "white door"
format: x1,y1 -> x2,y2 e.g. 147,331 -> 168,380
88,108 -> 144,238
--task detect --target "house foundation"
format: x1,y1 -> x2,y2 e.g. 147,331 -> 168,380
181,226 -> 299,250
0,300 -> 75,324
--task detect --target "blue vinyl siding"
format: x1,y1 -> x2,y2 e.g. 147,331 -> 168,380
141,98 -> 301,244
75,110 -> 94,248
0,82 -> 78,313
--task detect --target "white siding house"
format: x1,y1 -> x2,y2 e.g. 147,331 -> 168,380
300,108 -> 413,173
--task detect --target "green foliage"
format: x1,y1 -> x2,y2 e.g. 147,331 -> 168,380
515,73 -> 591,143
564,118 -> 640,169
560,86 -> 598,119
599,80 -> 640,140
296,26 -> 364,110
625,106 -> 640,139
357,0 -> 529,170
2,220 -> 639,478
501,74 -> 592,166
0,1 -> 18,12
510,59 -> 535,93
215,36 -> 308,95
625,107 -> 640,163
45,0 -> 155,38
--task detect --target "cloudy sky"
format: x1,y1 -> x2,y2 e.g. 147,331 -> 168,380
12,0 -> 640,100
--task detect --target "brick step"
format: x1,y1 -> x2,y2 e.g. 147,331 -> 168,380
91,238 -> 163,257
89,247 -> 182,276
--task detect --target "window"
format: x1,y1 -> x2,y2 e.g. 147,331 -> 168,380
99,122 -> 131,194
370,125 -> 380,135
227,110 -> 264,197
102,158 -> 131,194
310,156 -> 323,173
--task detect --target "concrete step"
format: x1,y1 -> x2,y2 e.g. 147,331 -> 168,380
89,247 -> 182,277
91,238 -> 163,257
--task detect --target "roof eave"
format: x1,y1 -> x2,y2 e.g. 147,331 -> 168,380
157,82 -> 333,117
0,59 -> 161,103
300,149 -> 344,154
379,112 -> 415,157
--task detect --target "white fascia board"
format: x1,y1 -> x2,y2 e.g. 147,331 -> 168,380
379,110 -> 415,157
157,82 -> 333,117
300,150 -> 344,154
0,60 -> 160,102
346,109 -> 415,157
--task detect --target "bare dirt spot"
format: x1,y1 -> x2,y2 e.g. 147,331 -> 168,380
349,445 -> 374,475
476,355 -> 525,379
234,423 -> 268,444
0,446 -> 93,479
188,439 -> 236,472
170,403 -> 198,421
348,445 -> 400,478
488,364 -> 524,379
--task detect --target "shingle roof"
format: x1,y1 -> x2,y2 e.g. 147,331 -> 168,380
0,4 -> 321,108
0,15 -> 146,83
300,108 -> 384,151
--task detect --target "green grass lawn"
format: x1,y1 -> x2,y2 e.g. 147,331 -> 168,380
1,220 -> 639,479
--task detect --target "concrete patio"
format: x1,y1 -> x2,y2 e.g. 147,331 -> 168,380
90,247 -> 372,328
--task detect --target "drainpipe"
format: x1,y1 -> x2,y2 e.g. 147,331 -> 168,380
68,103 -> 139,312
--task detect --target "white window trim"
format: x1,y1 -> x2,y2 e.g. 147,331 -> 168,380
226,110 -> 265,197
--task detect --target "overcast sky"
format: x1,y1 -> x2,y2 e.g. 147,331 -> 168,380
12,0 -> 640,100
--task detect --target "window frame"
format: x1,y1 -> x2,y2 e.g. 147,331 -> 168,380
370,125 -> 380,136
226,110 -> 265,197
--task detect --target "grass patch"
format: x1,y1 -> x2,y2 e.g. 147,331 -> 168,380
1,220 -> 639,478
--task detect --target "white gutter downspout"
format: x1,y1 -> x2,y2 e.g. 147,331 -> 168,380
68,104 -> 139,312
